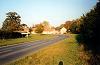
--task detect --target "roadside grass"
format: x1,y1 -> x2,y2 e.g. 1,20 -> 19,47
7,34 -> 88,65
0,34 -> 55,46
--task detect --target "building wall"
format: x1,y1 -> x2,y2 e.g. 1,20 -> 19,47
60,27 -> 67,34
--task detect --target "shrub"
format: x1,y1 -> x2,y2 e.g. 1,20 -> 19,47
0,31 -> 25,39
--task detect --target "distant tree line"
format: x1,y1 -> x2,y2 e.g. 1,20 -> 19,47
0,13 -> 51,39
56,19 -> 81,34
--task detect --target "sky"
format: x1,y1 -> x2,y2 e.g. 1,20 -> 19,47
0,0 -> 97,27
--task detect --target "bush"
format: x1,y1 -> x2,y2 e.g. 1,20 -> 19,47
0,31 -> 24,39
78,1 -> 100,54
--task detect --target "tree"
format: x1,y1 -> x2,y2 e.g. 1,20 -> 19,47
2,12 -> 21,32
42,21 -> 49,26
79,0 -> 100,54
29,27 -> 33,34
64,21 -> 73,33
69,19 -> 81,33
35,24 -> 44,33
63,20 -> 81,33
42,21 -> 51,32
55,24 -> 64,31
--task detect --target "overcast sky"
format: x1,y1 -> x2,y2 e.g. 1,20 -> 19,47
0,0 -> 97,27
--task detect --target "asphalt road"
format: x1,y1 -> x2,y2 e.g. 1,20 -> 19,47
0,35 -> 67,65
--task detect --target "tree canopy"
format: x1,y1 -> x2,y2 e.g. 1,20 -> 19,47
78,0 -> 100,54
35,24 -> 44,33
2,12 -> 21,32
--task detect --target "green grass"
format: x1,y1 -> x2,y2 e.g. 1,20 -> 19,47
0,34 -> 55,46
7,34 -> 88,65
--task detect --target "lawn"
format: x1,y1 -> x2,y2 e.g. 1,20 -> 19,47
0,34 -> 55,46
7,34 -> 88,65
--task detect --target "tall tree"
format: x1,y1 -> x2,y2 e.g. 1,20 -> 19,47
2,12 -> 21,32
35,24 -> 44,33
79,0 -> 100,54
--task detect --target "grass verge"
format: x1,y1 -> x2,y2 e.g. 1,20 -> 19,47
0,34 -> 55,46
7,34 -> 88,65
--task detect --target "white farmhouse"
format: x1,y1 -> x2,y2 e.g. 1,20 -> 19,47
60,27 -> 67,34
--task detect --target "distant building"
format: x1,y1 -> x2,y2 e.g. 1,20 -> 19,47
15,24 -> 30,37
31,22 -> 61,34
60,27 -> 67,34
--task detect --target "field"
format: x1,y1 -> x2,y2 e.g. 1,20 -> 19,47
7,34 -> 88,65
0,34 -> 55,46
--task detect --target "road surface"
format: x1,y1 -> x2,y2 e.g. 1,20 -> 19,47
0,35 -> 67,65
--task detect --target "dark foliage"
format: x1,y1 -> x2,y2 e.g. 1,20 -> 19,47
77,0 -> 100,54
63,19 -> 81,34
73,1 -> 100,65
0,31 -> 26,39
69,21 -> 80,34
